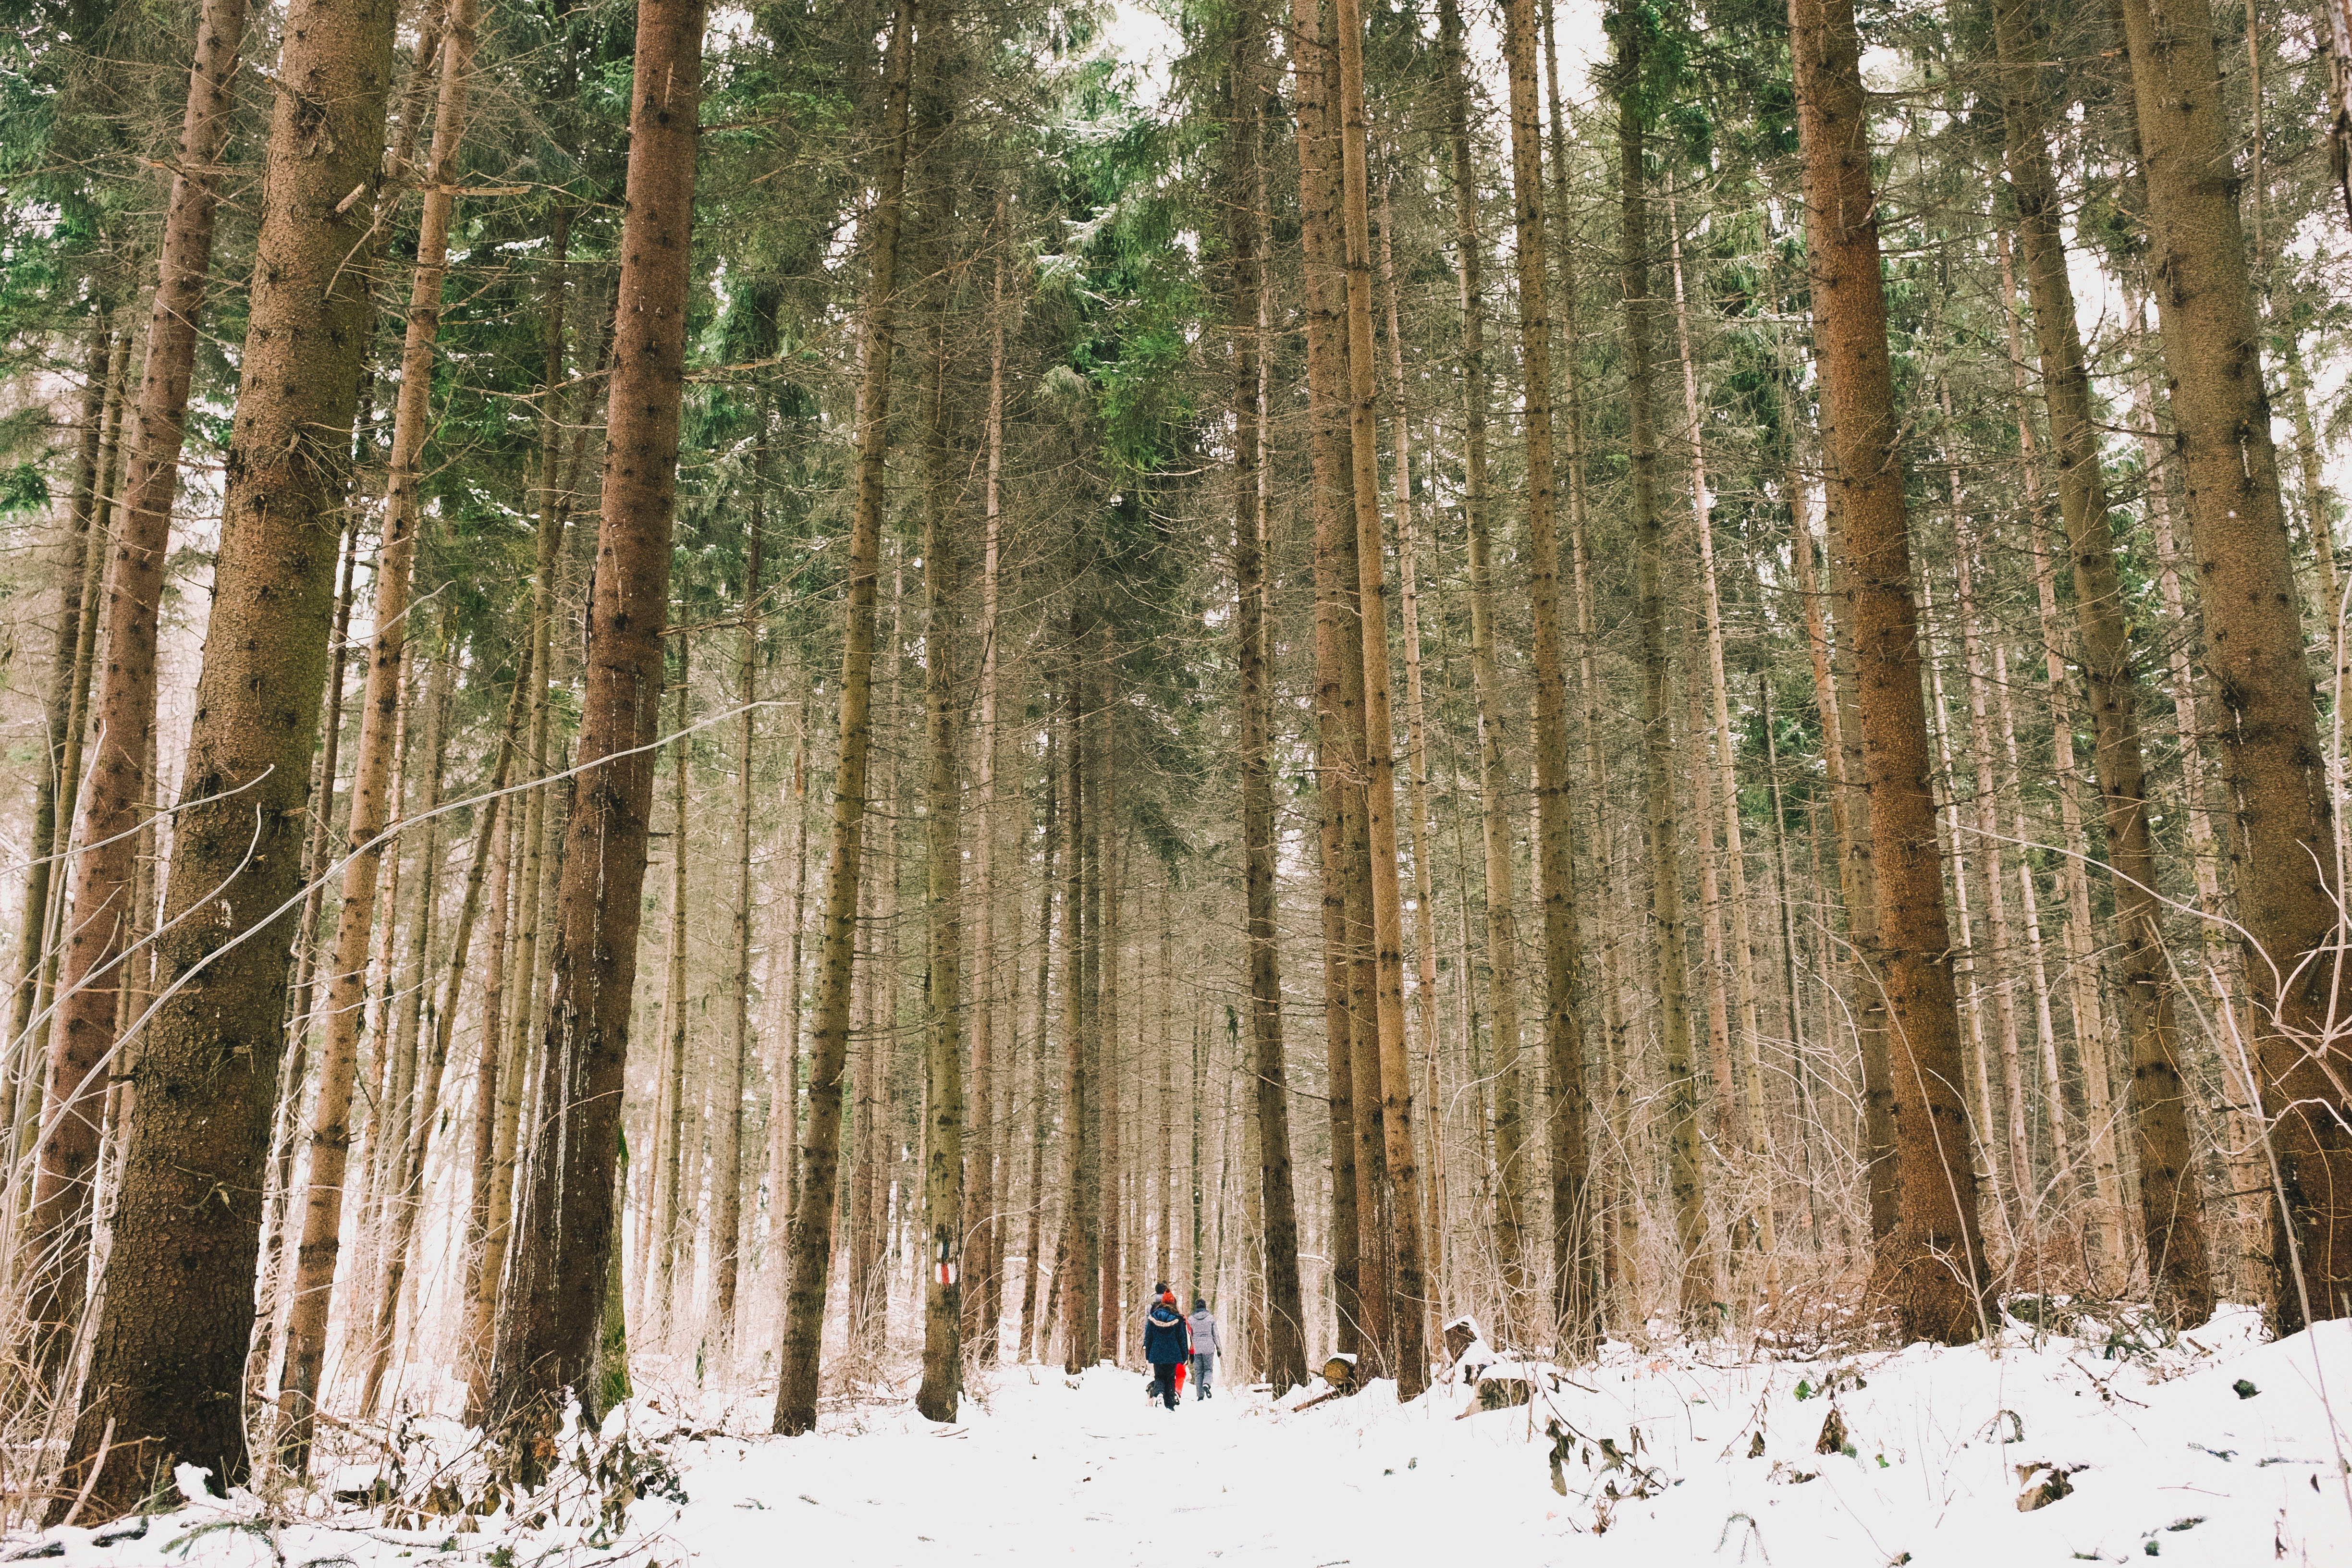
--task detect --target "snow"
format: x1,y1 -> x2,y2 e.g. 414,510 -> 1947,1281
13,1309 -> 2348,1566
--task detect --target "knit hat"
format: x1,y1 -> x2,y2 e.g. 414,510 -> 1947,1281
1194,1296 -> 1206,1310
1161,1290 -> 1176,1304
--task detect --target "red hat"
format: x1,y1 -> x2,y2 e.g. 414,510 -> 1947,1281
1161,1290 -> 1176,1303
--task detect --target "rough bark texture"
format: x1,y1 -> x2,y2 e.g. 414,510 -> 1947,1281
53,0 -> 399,1519
773,0 -> 915,1433
1993,0 -> 2210,1321
2116,0 -> 2347,1326
1229,0 -> 1307,1395
23,0 -> 252,1383
1330,0 -> 1429,1397
277,0 -> 483,1461
1617,32 -> 1713,1329
489,0 -> 705,1433
915,226 -> 966,1422
1436,0 -> 1527,1342
1788,0 -> 1987,1341
1503,0 -> 1595,1354
1291,0 -> 1365,1361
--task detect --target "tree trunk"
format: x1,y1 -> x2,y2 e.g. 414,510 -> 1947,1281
915,233 -> 967,1422
1616,22 -> 1713,1329
1667,192 -> 1776,1308
964,194 -> 1009,1363
464,235 -> 586,1422
1995,219 -> 2128,1292
361,662 -> 526,1416
654,651 -> 692,1337
53,0 -> 401,1519
488,0 -> 706,1435
22,0 -> 253,1387
1328,0 -> 1430,1396
1017,719 -> 1059,1360
1290,0 -> 1368,1362
1229,0 -> 1307,1392
1498,0 -> 1593,1356
1435,0 -> 1526,1344
1950,501 -> 2034,1239
1057,637 -> 1101,1372
1787,383 -> 1897,1245
2051,0 -> 2230,1335
4,319 -> 108,1099
1788,0 -> 1986,1341
772,0 -> 915,1432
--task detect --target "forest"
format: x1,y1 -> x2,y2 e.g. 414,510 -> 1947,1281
0,0 -> 2349,1549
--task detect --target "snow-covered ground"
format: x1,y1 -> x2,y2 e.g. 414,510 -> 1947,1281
15,1309 -> 2349,1566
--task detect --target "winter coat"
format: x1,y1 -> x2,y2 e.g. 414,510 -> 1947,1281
1188,1309 -> 1221,1363
1143,1300 -> 1191,1366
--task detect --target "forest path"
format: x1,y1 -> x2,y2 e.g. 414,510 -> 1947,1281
641,1312 -> 2351,1568
657,1362 -> 1524,1565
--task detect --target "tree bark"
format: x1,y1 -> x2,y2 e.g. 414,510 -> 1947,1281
362,662 -> 526,1417
1435,0 -> 1526,1344
915,227 -> 967,1422
1788,0 -> 1987,1341
23,0 -> 253,1386
1616,21 -> 1714,1329
274,0 -> 482,1460
773,0 -> 916,1432
5,319 -> 109,1102
1500,0 -> 1594,1356
488,0 -> 706,1435
1229,0 -> 1306,1393
963,190 -> 1010,1363
53,0 -> 401,1518
2115,0 -> 2306,1321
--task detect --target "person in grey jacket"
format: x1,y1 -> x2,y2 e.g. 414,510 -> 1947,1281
1188,1297 -> 1221,1400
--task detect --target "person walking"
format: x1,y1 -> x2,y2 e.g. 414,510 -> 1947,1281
1143,1288 -> 1190,1410
1188,1296 -> 1221,1401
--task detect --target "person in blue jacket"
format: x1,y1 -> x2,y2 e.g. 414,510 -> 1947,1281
1142,1288 -> 1191,1410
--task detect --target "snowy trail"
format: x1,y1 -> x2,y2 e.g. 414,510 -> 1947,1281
14,1311 -> 2349,1567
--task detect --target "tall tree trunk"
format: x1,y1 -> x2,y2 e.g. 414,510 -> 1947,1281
2004,0 -> 2201,1335
361,664 -> 527,1415
1499,0 -> 1594,1356
1056,635 -> 1102,1372
1616,21 -> 1713,1328
5,319 -> 108,1094
1330,0 -> 1430,1396
1996,221 -> 2128,1292
915,233 -> 967,1422
1434,0 -> 1525,1343
655,654 -> 692,1334
713,420 -> 767,1359
1229,0 -> 1307,1392
964,194 -> 1010,1363
1951,502 -> 2034,1238
460,680 -> 521,1396
22,0 -> 253,1385
1096,746 -> 1123,1362
276,0 -> 483,1460
1788,0 -> 1986,1341
1290,0 -> 1367,1361
465,231 -> 583,1421
488,0 -> 707,1434
1017,720 -> 1059,1360
53,0 -> 400,1518
1667,193 -> 1776,1307
773,0 -> 916,1432
1787,379 -> 1897,1245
